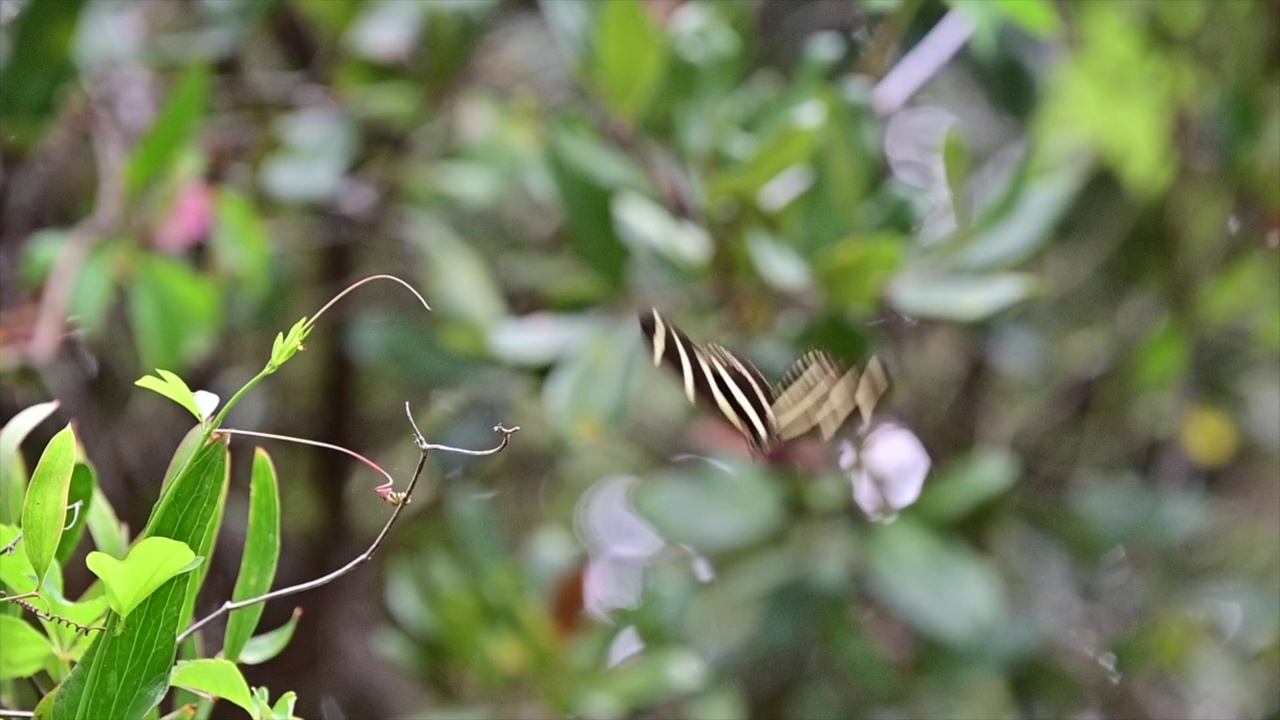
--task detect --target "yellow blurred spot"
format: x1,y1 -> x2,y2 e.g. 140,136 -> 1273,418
1178,405 -> 1240,470
576,418 -> 604,443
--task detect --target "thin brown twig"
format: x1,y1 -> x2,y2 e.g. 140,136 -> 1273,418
176,421 -> 518,646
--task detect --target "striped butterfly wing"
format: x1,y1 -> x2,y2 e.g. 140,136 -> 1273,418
772,352 -> 891,441
638,310 -> 778,453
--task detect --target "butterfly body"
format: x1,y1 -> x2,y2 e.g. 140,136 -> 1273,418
638,309 -> 890,457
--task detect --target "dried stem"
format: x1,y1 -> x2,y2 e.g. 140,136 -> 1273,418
177,421 -> 518,646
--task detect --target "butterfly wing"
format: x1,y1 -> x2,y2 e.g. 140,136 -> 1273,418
773,352 -> 891,441
639,310 -> 778,453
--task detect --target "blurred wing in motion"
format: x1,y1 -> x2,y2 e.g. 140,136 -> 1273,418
773,352 -> 890,440
638,309 -> 777,453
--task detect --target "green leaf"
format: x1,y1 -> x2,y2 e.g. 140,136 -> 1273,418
548,122 -> 647,287
211,189 -> 272,308
960,161 -> 1088,271
54,463 -> 96,566
866,518 -> 1006,644
0,524 -> 38,594
634,461 -> 786,554
21,424 -> 77,586
593,0 -> 670,121
223,449 -> 282,662
126,66 -> 210,195
85,485 -> 129,560
0,614 -> 56,680
36,594 -> 109,665
405,212 -> 507,329
85,537 -> 201,619
237,607 -> 303,665
888,271 -> 1041,322
53,439 -> 229,720
270,692 -> 298,720
542,320 -> 642,442
128,256 -> 223,372
814,234 -> 905,311
161,426 -> 207,497
170,659 -> 255,717
612,190 -> 713,270
0,0 -> 87,146
916,448 -> 1021,524
0,399 -> 61,524
136,369 -> 202,423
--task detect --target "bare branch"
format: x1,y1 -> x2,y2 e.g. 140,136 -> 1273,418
177,421 -> 518,646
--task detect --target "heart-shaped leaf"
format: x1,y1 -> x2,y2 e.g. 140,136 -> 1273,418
85,537 -> 203,619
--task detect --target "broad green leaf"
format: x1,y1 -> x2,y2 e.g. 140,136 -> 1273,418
54,463 -> 95,567
22,424 -> 77,586
223,449 -> 282,662
577,648 -> 709,715
406,212 -> 507,329
0,524 -> 37,594
169,659 -> 254,716
548,122 -> 648,287
888,271 -> 1040,322
611,190 -> 713,269
37,595 -> 109,665
128,256 -> 223,372
916,448 -> 1021,523
0,615 -> 56,680
0,0 -> 87,146
634,461 -> 785,554
270,692 -> 298,720
161,425 -> 208,501
237,607 -> 302,666
814,234 -> 905,312
542,320 -> 642,442
136,370 -> 202,423
126,66 -> 210,195
85,537 -> 201,619
746,230 -> 813,293
594,0 -> 670,120
488,312 -> 595,368
866,518 -> 1005,644
53,438 -> 229,720
1,399 -> 61,524
85,486 -> 128,560
960,161 -> 1088,271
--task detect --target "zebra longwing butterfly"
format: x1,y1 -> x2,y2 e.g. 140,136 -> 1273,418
638,309 -> 889,455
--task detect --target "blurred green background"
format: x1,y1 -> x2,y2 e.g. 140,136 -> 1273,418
2,0 -> 1277,718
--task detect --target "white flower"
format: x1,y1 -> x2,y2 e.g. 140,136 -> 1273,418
839,423 -> 932,523
194,390 -> 220,423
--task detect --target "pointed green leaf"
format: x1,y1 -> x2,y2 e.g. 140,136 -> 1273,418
0,614 -> 56,679
0,399 -> 61,524
0,524 -> 37,594
136,370 -> 202,422
270,692 -> 298,720
594,0 -> 669,120
223,449 -> 282,662
85,485 -> 129,560
126,65 -> 210,195
85,537 -> 202,619
237,607 -> 302,666
53,438 -> 229,720
170,659 -> 255,716
22,424 -> 77,585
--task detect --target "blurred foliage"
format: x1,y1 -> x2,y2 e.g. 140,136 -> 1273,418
1,0 -> 1278,719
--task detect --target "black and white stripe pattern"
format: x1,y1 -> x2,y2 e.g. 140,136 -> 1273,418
639,309 -> 891,455
639,309 -> 778,453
